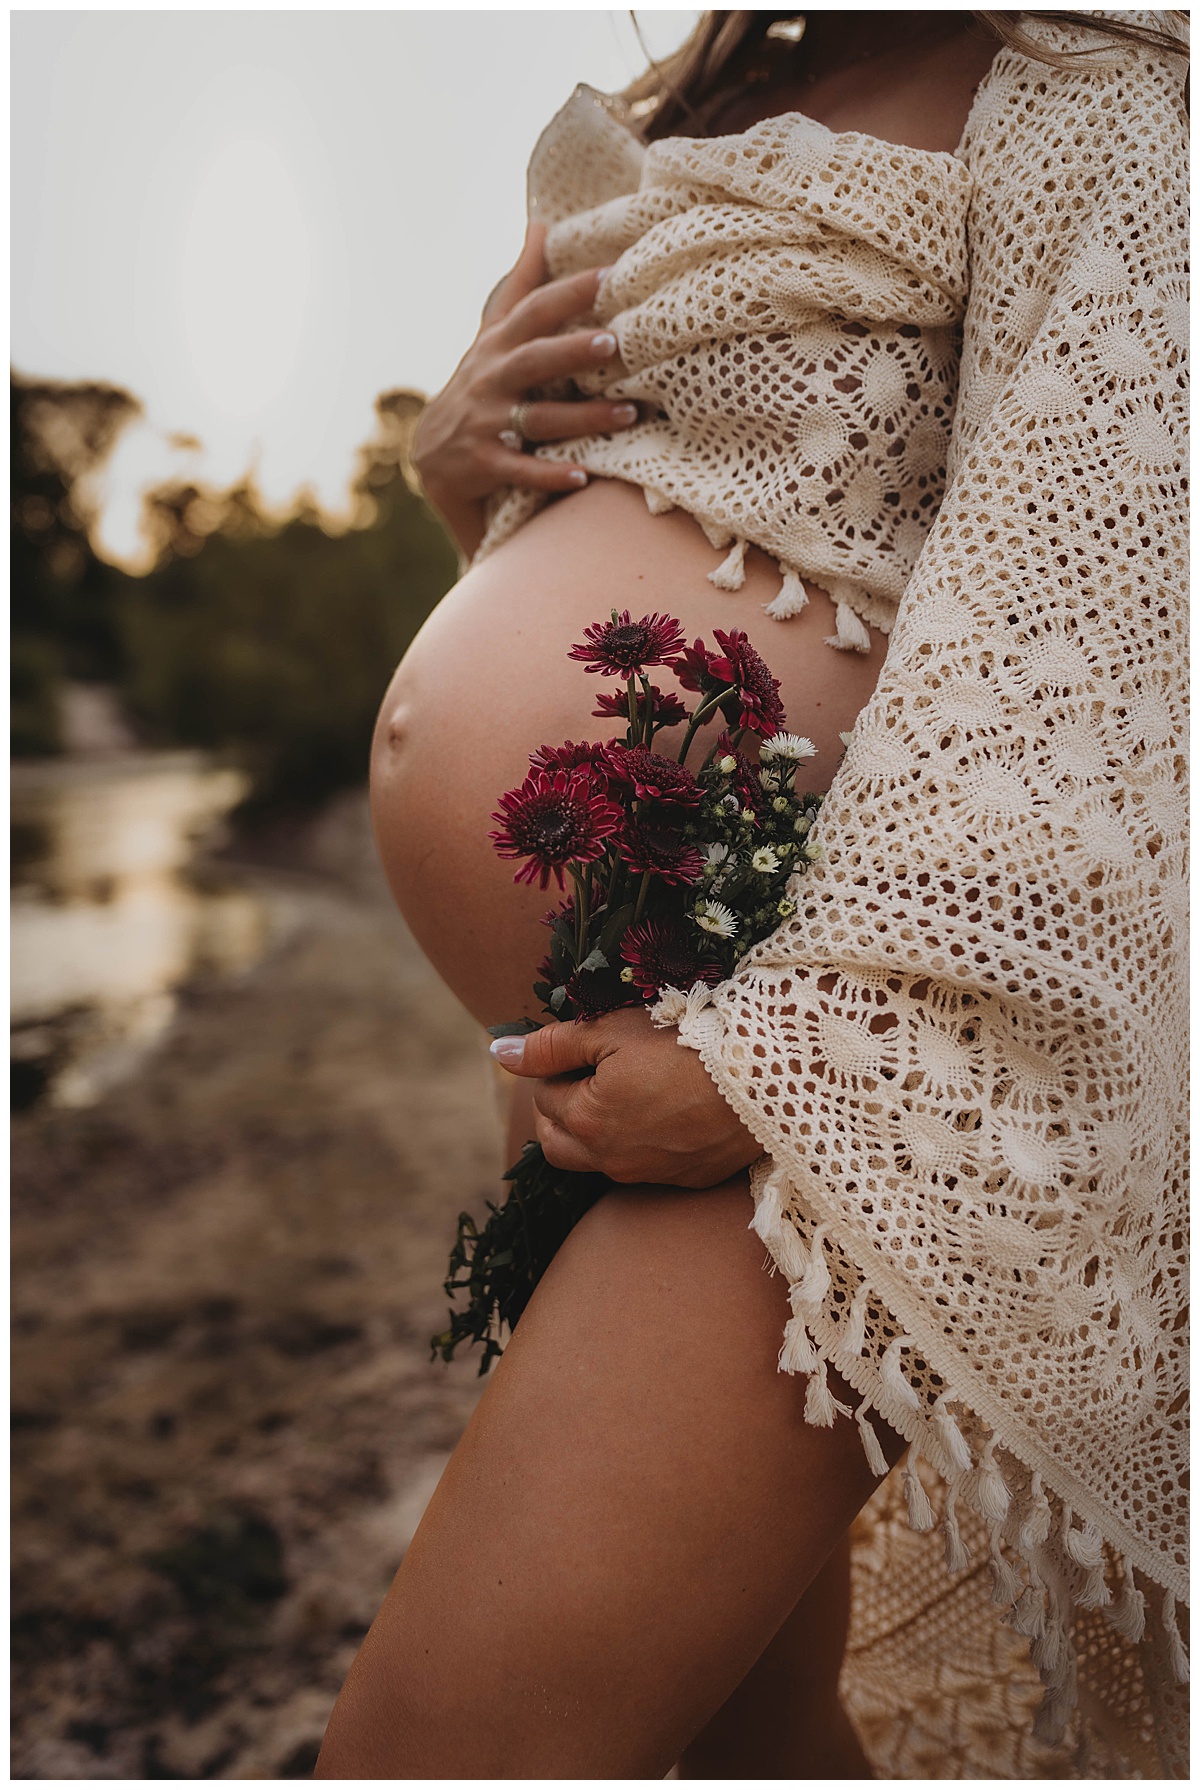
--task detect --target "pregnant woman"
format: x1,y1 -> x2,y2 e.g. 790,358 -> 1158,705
319,11 -> 1189,1778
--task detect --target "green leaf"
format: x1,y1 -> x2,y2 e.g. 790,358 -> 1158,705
579,947 -> 609,973
597,902 -> 635,956
487,1018 -> 540,1039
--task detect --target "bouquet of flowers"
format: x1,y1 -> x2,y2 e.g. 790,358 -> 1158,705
431,609 -> 825,1372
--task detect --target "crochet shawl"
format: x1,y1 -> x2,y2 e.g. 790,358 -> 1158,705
475,81 -> 974,651
651,13 -> 1188,1777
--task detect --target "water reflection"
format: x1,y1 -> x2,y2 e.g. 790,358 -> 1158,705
11,753 -> 266,1108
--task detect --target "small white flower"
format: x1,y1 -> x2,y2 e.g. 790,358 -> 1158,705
619,965 -> 635,983
695,899 -> 739,939
772,795 -> 790,814
718,754 -> 738,774
776,896 -> 796,918
764,731 -> 818,763
751,846 -> 780,873
704,842 -> 730,870
723,793 -> 741,812
838,729 -> 856,750
758,767 -> 780,792
803,838 -> 822,861
793,813 -> 812,837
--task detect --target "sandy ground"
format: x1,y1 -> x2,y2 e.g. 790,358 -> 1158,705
11,792 -> 503,1779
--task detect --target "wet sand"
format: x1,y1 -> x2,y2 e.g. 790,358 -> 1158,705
12,791 -> 502,1778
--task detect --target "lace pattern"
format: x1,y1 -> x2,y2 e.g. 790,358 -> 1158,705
656,12 -> 1188,1776
472,82 -> 977,649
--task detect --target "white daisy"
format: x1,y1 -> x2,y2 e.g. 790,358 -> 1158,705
803,838 -> 822,862
772,796 -> 791,814
793,813 -> 812,837
776,896 -> 797,918
763,731 -> 818,763
695,900 -> 739,939
704,842 -> 730,871
718,754 -> 738,774
751,846 -> 780,873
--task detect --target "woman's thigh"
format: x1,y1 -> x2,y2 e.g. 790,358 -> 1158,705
316,1178 -> 893,1780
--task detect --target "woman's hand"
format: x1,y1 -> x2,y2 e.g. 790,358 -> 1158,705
490,1007 -> 763,1189
412,220 -> 640,559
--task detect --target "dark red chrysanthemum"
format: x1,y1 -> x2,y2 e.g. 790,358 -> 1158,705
602,745 -> 702,807
620,918 -> 724,998
670,638 -> 727,695
710,629 -> 786,737
528,739 -> 614,779
621,812 -> 706,885
490,769 -> 622,890
591,685 -> 688,729
569,611 -> 687,677
565,968 -> 639,1019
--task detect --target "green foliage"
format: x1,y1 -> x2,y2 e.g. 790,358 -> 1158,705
431,1141 -> 610,1374
116,458 -> 457,805
10,375 -> 459,804
11,375 -> 139,755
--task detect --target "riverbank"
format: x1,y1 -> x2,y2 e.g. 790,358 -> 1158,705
12,790 -> 500,1778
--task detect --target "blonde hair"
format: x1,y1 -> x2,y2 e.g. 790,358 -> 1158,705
625,10 -> 1189,139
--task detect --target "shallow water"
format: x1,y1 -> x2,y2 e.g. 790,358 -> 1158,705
11,752 -> 266,1108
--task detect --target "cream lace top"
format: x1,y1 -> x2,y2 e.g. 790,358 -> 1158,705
476,9 -> 1188,1778
472,82 -> 974,652
651,12 -> 1188,1778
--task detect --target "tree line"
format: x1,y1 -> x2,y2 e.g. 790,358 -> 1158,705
11,374 -> 458,805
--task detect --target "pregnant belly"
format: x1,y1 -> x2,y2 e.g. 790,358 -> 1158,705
370,478 -> 889,1027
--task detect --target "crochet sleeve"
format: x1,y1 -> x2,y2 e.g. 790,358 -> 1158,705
674,14 -> 1189,1633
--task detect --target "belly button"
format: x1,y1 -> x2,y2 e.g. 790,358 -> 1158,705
385,703 -> 411,749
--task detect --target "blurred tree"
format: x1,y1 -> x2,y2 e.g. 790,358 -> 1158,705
10,377 -> 459,803
11,374 -> 140,753
116,390 -> 458,805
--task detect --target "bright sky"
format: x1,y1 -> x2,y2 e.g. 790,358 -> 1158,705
12,8 -> 698,566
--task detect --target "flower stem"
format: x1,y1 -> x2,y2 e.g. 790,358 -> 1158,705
677,685 -> 735,768
570,866 -> 591,963
633,870 -> 652,924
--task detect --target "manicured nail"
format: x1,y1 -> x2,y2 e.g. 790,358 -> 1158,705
566,469 -> 588,487
489,1036 -> 526,1067
595,265 -> 613,282
612,403 -> 638,425
591,332 -> 617,356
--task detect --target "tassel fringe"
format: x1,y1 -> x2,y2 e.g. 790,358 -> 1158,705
764,563 -> 810,621
843,1282 -> 871,1357
748,1197 -> 1186,1752
856,1400 -> 892,1478
825,599 -> 873,653
1163,1591 -> 1190,1685
805,1358 -> 851,1428
942,1488 -> 972,1573
708,537 -> 747,590
903,1448 -> 937,1531
932,1393 -> 974,1475
1106,1569 -> 1147,1643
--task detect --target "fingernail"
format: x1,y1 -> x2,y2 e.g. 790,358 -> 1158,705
595,265 -> 613,281
566,469 -> 588,487
489,1036 -> 526,1067
612,403 -> 638,426
591,332 -> 617,356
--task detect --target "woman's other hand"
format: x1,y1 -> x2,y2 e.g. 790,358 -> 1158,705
411,220 -> 640,559
489,1007 -> 762,1189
